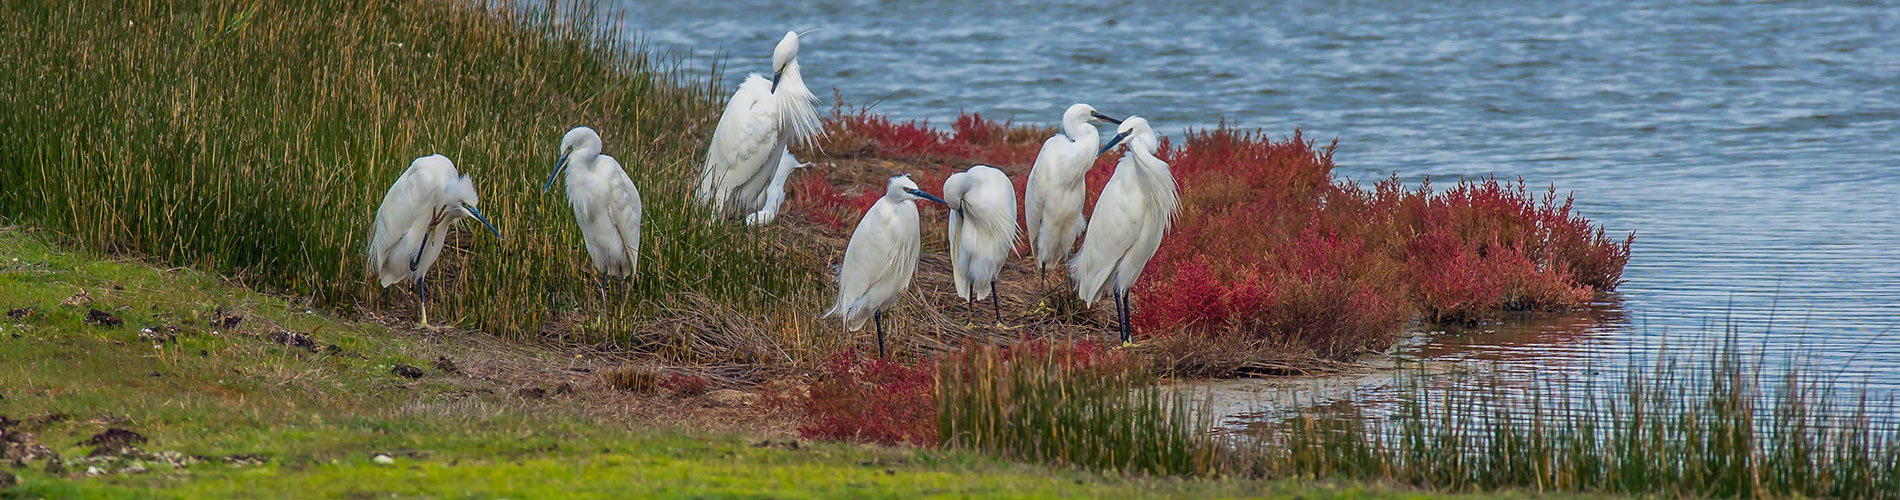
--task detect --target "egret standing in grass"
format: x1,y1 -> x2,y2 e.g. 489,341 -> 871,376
1070,117 -> 1177,346
826,174 -> 947,358
368,154 -> 504,327
745,150 -> 811,226
698,30 -> 824,217
544,126 -> 643,304
943,165 -> 1019,325
1025,103 -> 1120,280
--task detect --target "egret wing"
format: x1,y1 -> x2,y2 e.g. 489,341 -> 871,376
699,76 -> 780,212
831,202 -> 915,330
1070,171 -> 1144,305
368,162 -> 439,286
607,160 -> 644,277
1022,135 -> 1067,256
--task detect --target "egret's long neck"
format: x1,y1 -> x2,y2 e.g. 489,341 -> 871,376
1061,115 -> 1097,146
777,59 -> 802,91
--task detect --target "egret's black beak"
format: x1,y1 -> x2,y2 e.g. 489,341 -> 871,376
543,155 -> 569,193
463,204 -> 503,240
1098,131 -> 1131,155
1091,111 -> 1123,125
905,188 -> 948,205
771,70 -> 782,92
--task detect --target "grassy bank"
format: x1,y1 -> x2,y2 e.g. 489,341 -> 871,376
0,227 -> 1474,498
0,0 -> 830,361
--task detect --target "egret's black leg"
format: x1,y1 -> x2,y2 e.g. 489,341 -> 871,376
410,232 -> 430,272
992,281 -> 1002,325
415,278 -> 430,327
874,311 -> 887,359
1117,291 -> 1131,345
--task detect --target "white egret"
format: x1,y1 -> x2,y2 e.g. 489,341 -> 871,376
825,174 -> 947,358
1024,103 -> 1121,279
744,150 -> 811,226
367,154 -> 503,327
942,165 -> 1019,325
1069,117 -> 1177,346
698,30 -> 824,217
543,126 -> 643,303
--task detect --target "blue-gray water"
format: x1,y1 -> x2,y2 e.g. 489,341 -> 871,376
613,1 -> 1900,400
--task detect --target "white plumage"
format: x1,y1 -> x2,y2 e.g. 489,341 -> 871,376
367,154 -> 503,326
544,127 -> 643,282
745,150 -> 811,226
1069,117 -> 1177,345
698,30 -> 824,217
943,165 -> 1019,323
825,174 -> 947,357
1024,103 -> 1120,278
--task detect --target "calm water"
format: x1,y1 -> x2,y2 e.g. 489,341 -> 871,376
612,1 -> 1900,406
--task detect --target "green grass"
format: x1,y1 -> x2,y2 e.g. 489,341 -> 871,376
0,0 -> 831,361
0,227 -> 1481,498
925,327 -> 1899,498
1252,335 -> 1900,498
937,343 -> 1228,478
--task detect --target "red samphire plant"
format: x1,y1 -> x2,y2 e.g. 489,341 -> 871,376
796,109 -> 1633,361
798,348 -> 937,446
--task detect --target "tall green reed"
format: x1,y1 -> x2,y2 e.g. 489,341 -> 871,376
0,0 -> 828,359
936,341 -> 1227,477
927,330 -> 1898,496
1263,330 -> 1900,498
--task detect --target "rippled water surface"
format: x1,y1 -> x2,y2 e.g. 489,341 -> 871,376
612,0 -> 1900,406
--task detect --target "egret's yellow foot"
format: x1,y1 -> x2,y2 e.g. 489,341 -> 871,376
993,322 -> 1020,330
417,309 -> 449,331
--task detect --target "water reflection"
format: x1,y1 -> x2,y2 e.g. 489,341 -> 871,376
1187,298 -> 1632,428
1193,295 -> 1900,429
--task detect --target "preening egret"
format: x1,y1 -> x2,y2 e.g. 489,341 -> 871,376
942,165 -> 1019,325
698,30 -> 824,217
1025,103 -> 1120,279
745,150 -> 811,226
367,154 -> 503,327
544,126 -> 643,303
825,174 -> 947,358
1070,117 -> 1177,346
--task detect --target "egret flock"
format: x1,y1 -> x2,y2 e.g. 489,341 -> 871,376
367,29 -> 1178,354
